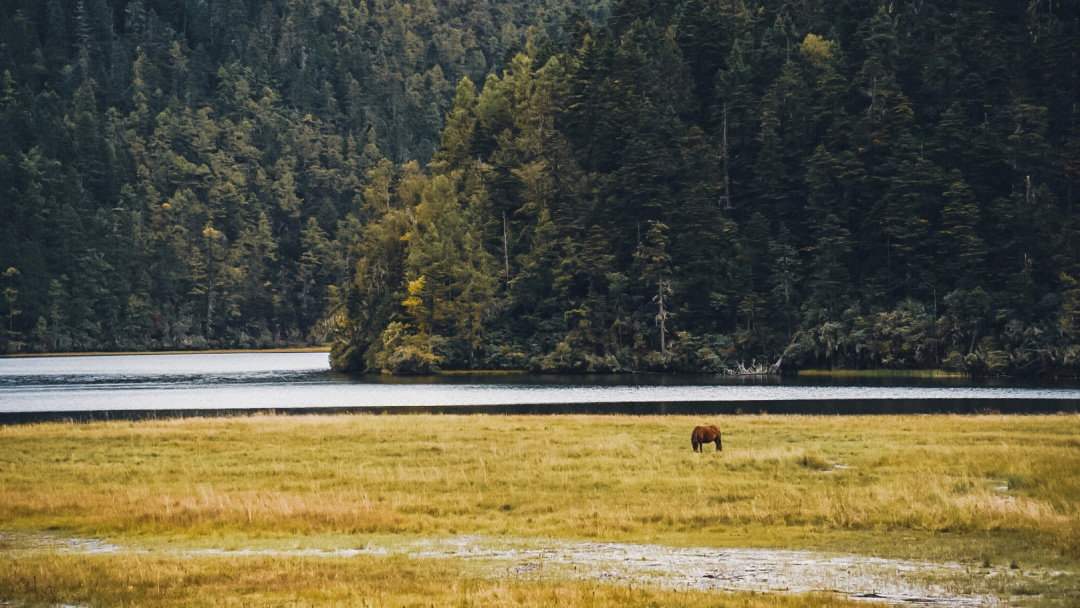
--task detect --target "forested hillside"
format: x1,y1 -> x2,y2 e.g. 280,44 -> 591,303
331,0 -> 1080,375
0,0 -> 608,351
4,1 -> 1080,376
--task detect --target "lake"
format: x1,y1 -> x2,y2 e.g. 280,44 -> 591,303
2,351 -> 1079,422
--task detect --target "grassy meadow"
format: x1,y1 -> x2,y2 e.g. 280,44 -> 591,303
2,414 -> 1079,605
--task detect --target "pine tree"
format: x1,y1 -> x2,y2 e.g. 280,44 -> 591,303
404,174 -> 497,365
2,267 -> 20,351
938,171 -> 986,290
635,220 -> 673,356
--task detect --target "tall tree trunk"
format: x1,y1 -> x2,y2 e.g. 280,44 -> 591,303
503,210 -> 510,290
721,103 -> 731,210
657,279 -> 667,355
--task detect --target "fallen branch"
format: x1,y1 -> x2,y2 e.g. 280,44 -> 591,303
722,357 -> 783,376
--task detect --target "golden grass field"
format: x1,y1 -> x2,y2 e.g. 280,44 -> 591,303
2,414 -> 1079,606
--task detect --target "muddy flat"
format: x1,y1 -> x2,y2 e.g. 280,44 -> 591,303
6,532 -> 1064,606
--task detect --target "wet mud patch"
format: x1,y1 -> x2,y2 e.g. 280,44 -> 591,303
2,532 -> 1070,606
401,537 -> 1007,606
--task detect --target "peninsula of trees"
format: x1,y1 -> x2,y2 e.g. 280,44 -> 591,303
3,1 -> 1080,376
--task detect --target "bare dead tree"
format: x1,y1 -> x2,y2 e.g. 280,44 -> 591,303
502,210 -> 511,291
720,103 -> 732,210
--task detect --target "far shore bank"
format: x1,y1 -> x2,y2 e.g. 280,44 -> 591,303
794,369 -> 969,378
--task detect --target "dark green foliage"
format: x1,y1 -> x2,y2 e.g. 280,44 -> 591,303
333,0 -> 1080,375
0,0 -> 609,352
4,0 -> 1080,377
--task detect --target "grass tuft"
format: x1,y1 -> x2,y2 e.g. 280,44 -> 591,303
797,452 -> 831,471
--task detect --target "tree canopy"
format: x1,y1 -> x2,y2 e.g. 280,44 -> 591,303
3,0 -> 1080,376
0,0 -> 608,351
331,0 -> 1080,376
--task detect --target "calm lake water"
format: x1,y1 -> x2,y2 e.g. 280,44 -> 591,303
2,352 -> 1079,421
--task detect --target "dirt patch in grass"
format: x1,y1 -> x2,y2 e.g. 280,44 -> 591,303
7,532 -> 1071,606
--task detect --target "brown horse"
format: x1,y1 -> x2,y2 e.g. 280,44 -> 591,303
691,425 -> 723,452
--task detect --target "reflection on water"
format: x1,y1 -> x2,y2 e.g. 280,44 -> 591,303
1,352 -> 1079,418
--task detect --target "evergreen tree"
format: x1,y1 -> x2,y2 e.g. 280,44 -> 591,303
2,0 -> 1079,377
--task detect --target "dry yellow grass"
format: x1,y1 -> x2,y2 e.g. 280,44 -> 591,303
1,414 -> 1079,563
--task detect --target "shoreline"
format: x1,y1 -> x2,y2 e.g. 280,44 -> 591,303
795,369 -> 968,378
2,350 -> 1077,381
4,398 -> 1078,425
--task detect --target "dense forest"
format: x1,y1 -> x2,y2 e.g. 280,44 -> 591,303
3,1 -> 1080,375
0,0 -> 609,352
